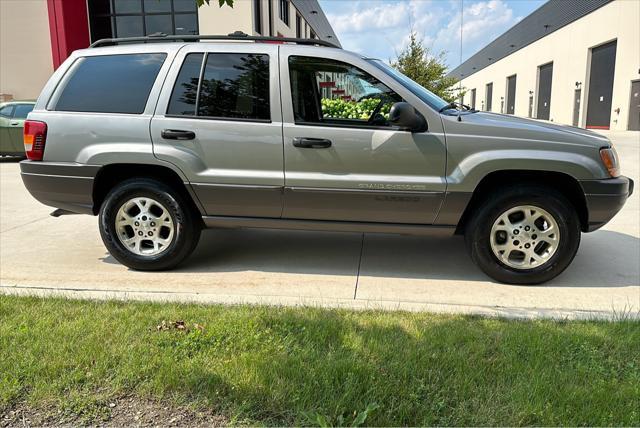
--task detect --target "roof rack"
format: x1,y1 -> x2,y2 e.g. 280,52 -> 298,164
89,31 -> 340,49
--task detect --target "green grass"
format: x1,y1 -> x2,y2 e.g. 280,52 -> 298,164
1,295 -> 638,426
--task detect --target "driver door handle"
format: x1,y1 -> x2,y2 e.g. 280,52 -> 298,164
293,137 -> 332,149
161,129 -> 196,140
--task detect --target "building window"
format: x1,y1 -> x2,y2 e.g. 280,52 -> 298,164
253,0 -> 262,35
295,13 -> 302,38
470,88 -> 476,109
88,0 -> 198,43
485,82 -> 493,111
279,0 -> 290,26
310,29 -> 316,39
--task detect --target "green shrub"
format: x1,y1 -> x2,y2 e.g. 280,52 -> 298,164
321,97 -> 391,120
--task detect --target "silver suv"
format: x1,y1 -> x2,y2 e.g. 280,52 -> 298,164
20,34 -> 633,284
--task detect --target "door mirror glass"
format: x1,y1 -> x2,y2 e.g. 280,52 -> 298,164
388,102 -> 427,132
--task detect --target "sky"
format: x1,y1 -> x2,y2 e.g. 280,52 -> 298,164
318,0 -> 546,69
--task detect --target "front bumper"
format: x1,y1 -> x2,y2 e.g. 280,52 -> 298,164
579,176 -> 634,232
20,161 -> 100,215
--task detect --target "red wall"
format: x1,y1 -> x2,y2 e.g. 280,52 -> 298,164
47,0 -> 90,69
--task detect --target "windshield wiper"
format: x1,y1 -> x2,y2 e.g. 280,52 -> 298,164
438,102 -> 458,113
438,102 -> 476,113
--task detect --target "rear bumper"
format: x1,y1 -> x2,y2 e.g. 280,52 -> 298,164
20,161 -> 100,215
580,176 -> 634,232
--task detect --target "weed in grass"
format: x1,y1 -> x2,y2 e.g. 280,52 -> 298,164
59,393 -> 111,424
303,402 -> 380,427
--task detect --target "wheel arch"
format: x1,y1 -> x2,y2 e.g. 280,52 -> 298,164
92,163 -> 205,217
455,170 -> 588,234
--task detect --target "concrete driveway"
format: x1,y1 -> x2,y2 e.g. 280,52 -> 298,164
1,132 -> 638,319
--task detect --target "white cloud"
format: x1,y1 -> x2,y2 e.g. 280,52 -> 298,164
327,1 -> 412,34
323,0 -> 523,68
434,0 -> 518,66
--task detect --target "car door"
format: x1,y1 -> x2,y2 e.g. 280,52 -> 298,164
0,104 -> 15,154
280,47 -> 447,224
8,103 -> 34,152
151,44 -> 284,218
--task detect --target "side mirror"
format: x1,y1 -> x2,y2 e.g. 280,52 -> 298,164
388,102 -> 428,132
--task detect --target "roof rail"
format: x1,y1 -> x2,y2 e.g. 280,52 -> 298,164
89,31 -> 340,49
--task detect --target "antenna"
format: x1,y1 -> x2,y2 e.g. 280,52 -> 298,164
458,0 -> 464,105
457,0 -> 464,121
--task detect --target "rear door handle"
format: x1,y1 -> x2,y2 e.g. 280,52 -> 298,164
161,129 -> 196,140
292,137 -> 332,148
9,121 -> 19,126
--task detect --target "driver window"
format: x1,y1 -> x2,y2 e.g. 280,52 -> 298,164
288,56 -> 402,127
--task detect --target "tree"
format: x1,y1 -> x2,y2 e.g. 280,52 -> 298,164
196,0 -> 233,7
391,32 -> 461,102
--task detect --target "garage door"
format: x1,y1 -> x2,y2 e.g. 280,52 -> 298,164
586,40 -> 617,129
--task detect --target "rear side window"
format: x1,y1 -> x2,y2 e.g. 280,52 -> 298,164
167,53 -> 204,116
13,104 -> 34,119
0,105 -> 14,118
53,53 -> 166,114
167,53 -> 270,121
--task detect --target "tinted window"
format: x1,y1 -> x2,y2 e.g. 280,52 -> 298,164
0,105 -> 14,118
198,53 -> 270,120
289,56 -> 401,127
54,54 -> 166,114
13,104 -> 34,119
167,53 -> 204,116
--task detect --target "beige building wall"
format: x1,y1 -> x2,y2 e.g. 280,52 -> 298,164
0,0 -> 53,100
457,0 -> 640,131
197,0 -> 253,36
198,0 -> 314,39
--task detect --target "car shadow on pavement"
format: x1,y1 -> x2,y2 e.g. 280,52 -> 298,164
102,228 -> 639,288
0,156 -> 24,163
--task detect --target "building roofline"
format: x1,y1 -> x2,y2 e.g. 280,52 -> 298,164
291,0 -> 341,47
447,0 -> 612,80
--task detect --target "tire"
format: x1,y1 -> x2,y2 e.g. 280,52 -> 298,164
99,178 -> 201,271
464,185 -> 581,285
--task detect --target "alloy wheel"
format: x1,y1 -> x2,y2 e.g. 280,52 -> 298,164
115,197 -> 175,256
489,205 -> 560,269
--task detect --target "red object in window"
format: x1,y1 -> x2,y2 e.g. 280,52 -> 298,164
24,120 -> 48,161
319,81 -> 336,88
332,89 -> 345,94
341,95 -> 352,101
262,32 -> 286,44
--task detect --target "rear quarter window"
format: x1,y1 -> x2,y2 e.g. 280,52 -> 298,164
53,53 -> 166,114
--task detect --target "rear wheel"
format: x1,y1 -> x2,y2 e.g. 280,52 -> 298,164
465,186 -> 581,284
99,178 -> 201,271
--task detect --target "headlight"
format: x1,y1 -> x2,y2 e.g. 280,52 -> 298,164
599,147 -> 620,178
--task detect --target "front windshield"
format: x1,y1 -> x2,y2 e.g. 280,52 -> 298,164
368,59 -> 449,112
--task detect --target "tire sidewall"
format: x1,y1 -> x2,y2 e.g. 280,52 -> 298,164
467,188 -> 581,285
99,179 -> 198,271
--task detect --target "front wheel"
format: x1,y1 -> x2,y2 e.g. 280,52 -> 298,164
465,186 -> 581,285
99,178 -> 201,271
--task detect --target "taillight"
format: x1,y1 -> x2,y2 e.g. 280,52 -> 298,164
24,120 -> 47,161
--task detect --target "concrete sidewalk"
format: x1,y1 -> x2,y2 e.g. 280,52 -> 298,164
1,132 -> 638,319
